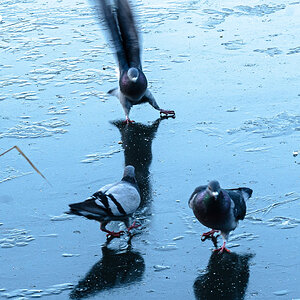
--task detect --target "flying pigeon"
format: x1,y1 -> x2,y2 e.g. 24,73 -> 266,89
189,180 -> 253,253
68,165 -> 141,239
95,0 -> 175,123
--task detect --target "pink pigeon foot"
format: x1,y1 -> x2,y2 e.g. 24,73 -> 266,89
123,117 -> 135,124
100,225 -> 125,239
159,109 -> 175,118
105,230 -> 125,239
214,241 -> 231,254
201,229 -> 220,242
127,221 -> 141,232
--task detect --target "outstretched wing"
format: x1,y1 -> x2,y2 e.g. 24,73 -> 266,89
93,0 -> 128,70
116,0 -> 142,69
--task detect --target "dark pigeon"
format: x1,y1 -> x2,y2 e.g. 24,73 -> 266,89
95,0 -> 175,123
189,180 -> 253,253
68,165 -> 141,239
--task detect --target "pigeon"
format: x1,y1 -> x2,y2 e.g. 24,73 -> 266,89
68,165 -> 141,239
189,180 -> 253,253
95,0 -> 175,123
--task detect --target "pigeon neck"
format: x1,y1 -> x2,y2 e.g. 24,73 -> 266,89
203,193 -> 213,204
122,175 -> 137,185
203,192 -> 223,209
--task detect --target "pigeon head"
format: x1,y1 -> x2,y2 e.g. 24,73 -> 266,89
206,180 -> 222,200
122,165 -> 138,185
119,68 -> 147,100
123,165 -> 135,178
127,67 -> 139,82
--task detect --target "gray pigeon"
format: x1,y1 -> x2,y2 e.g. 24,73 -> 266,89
189,180 -> 252,253
68,165 -> 141,239
95,0 -> 175,123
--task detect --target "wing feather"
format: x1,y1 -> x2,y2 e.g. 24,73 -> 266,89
93,0 -> 128,70
116,0 -> 141,68
226,188 -> 252,220
106,182 -> 141,215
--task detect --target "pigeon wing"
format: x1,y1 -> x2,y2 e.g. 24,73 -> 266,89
98,182 -> 117,193
69,197 -> 110,221
94,0 -> 128,70
105,181 -> 141,216
116,0 -> 142,69
226,188 -> 252,220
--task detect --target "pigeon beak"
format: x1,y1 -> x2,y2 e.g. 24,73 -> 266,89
211,192 -> 219,198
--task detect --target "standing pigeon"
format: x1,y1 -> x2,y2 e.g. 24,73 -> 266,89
189,180 -> 252,253
95,0 -> 175,123
68,165 -> 141,239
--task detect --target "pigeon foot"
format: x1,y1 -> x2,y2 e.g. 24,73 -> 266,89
105,230 -> 125,239
159,109 -> 175,118
214,242 -> 231,254
124,118 -> 135,124
127,221 -> 141,232
201,229 -> 219,242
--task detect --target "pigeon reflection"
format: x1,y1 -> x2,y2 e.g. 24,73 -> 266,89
111,118 -> 162,213
193,252 -> 254,300
69,244 -> 145,299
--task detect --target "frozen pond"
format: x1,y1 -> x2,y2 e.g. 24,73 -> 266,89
0,0 -> 300,299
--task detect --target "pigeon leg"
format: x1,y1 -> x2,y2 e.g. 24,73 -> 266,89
100,222 -> 124,239
143,89 -> 175,118
201,229 -> 219,241
214,241 -> 231,254
120,95 -> 134,124
124,116 -> 135,124
127,221 -> 141,232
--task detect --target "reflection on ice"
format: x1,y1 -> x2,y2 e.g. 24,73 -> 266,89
70,244 -> 145,299
112,119 -> 162,212
193,252 -> 254,300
